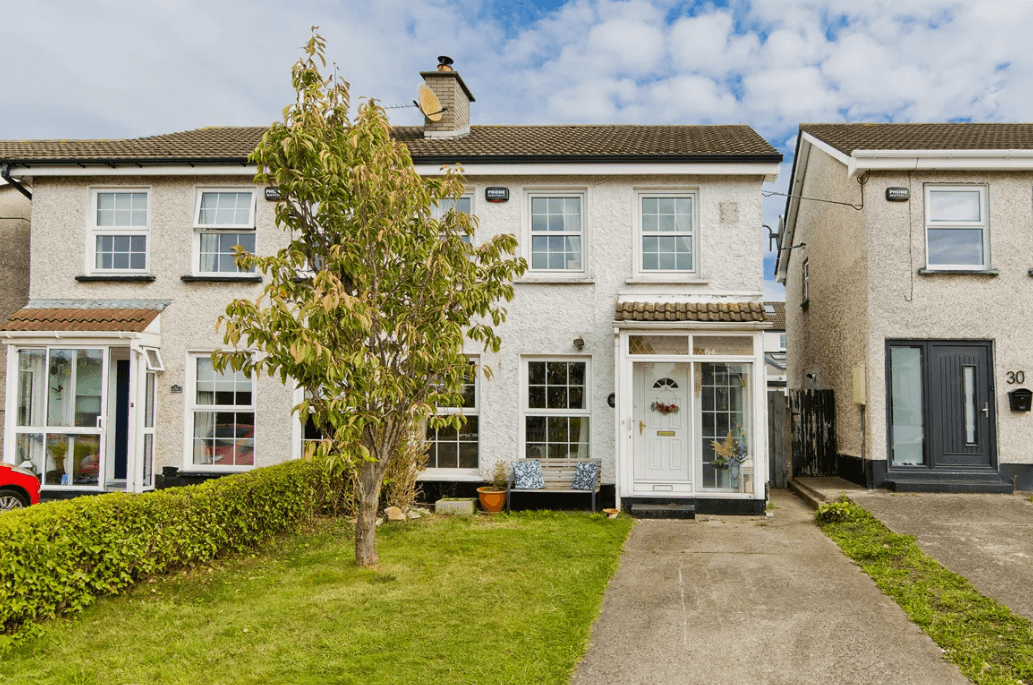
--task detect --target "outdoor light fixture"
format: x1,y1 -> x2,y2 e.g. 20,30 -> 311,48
574,336 -> 585,351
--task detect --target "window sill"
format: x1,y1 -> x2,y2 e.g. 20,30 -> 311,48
918,268 -> 998,276
76,274 -> 155,282
515,277 -> 595,285
625,278 -> 709,285
181,275 -> 263,283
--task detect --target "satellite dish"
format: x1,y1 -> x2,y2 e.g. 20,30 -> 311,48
416,83 -> 445,122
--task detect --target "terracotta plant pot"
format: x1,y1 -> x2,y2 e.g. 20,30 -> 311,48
477,487 -> 506,513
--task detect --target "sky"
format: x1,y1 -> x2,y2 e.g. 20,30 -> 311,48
3,0 -> 1032,300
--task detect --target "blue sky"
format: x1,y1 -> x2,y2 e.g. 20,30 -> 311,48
4,0 -> 1032,299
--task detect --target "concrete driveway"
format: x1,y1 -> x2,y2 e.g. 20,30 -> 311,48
571,489 -> 967,685
838,487 -> 1033,622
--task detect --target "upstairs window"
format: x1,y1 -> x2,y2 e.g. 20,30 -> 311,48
431,195 -> 474,245
528,192 -> 585,274
90,190 -> 149,273
193,190 -> 257,275
636,192 -> 697,276
924,185 -> 989,270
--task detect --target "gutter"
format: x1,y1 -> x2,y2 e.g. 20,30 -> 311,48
847,148 -> 1033,177
1,163 -> 31,200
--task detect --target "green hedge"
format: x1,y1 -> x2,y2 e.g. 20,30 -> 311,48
0,459 -> 328,648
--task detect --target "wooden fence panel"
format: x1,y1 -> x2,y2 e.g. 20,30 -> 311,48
767,391 -> 789,489
789,389 -> 838,477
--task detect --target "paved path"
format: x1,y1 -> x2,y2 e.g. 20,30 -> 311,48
821,485 -> 1033,623
571,490 -> 968,685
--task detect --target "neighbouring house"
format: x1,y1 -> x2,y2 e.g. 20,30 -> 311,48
0,182 -> 31,457
0,59 -> 781,513
763,301 -> 787,391
776,123 -> 1033,493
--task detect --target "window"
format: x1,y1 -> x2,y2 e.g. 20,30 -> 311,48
523,359 -> 590,459
193,189 -> 257,274
188,355 -> 254,468
636,192 -> 697,276
802,259 -> 810,302
924,185 -> 989,269
426,361 -> 478,471
89,189 -> 150,273
528,191 -> 585,274
431,195 -> 474,245
779,334 -> 786,350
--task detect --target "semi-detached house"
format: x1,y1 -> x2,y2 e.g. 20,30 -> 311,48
0,61 -> 781,513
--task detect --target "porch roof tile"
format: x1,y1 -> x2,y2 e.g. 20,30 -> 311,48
615,301 -> 766,322
0,307 -> 160,332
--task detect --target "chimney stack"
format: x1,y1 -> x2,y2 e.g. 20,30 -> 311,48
421,56 -> 475,139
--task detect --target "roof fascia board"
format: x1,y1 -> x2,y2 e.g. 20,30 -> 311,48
415,162 -> 781,180
0,331 -> 143,342
775,135 -> 811,283
613,320 -> 771,330
849,155 -> 1033,176
8,165 -> 257,177
800,132 -> 853,168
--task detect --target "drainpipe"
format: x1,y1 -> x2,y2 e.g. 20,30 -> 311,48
1,163 -> 32,200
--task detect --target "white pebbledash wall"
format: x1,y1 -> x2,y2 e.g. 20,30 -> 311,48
26,171 -> 766,484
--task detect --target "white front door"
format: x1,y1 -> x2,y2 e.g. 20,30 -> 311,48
633,362 -> 691,491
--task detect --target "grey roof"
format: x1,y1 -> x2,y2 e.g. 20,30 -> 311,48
763,301 -> 786,330
0,125 -> 781,166
801,123 -> 1033,155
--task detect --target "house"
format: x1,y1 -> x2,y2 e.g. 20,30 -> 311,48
763,301 -> 787,391
776,123 -> 1033,492
0,60 -> 781,513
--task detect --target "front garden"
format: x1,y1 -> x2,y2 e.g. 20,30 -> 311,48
0,508 -> 631,684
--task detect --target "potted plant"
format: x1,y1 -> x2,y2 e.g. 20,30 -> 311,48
477,461 -> 509,513
711,430 -> 748,489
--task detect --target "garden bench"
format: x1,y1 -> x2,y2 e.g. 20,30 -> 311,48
506,458 -> 602,513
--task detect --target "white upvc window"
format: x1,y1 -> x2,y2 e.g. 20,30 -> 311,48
526,189 -> 587,276
88,189 -> 150,273
185,354 -> 254,470
192,189 -> 257,275
924,184 -> 989,270
802,259 -> 810,302
425,359 -> 479,473
635,190 -> 698,277
432,194 -> 475,245
521,357 -> 591,459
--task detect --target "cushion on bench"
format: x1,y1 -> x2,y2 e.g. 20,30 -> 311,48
512,459 -> 545,489
570,461 -> 600,490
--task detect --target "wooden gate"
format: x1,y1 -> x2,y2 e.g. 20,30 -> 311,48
789,389 -> 838,477
767,391 -> 789,488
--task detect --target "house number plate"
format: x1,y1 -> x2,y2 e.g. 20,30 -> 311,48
657,430 -> 675,436
1007,371 -> 1026,384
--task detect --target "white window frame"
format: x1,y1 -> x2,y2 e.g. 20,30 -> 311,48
143,348 -> 164,372
524,188 -> 588,278
519,356 -> 592,460
87,187 -> 151,275
423,357 -> 480,479
633,188 -> 700,279
191,187 -> 258,276
923,184 -> 990,270
183,352 -> 255,472
802,259 -> 810,303
432,193 -> 476,246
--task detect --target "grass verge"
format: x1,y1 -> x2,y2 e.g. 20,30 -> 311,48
0,511 -> 630,685
816,499 -> 1033,685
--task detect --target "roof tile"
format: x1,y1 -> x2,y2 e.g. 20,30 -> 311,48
801,123 -> 1033,155
615,301 -> 766,323
0,308 -> 159,332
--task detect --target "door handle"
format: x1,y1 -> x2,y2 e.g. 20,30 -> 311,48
982,402 -> 989,417
639,421 -> 646,435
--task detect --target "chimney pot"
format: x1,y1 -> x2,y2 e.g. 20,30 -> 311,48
437,55 -> 454,72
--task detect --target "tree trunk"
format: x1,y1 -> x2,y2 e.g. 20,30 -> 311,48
354,459 -> 384,567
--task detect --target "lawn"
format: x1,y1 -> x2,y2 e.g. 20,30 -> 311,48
816,500 -> 1033,685
0,511 -> 632,685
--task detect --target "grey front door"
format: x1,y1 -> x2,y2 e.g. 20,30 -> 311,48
928,343 -> 994,469
887,340 -> 996,470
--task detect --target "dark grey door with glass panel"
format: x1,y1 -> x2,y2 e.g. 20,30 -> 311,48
888,341 -> 995,470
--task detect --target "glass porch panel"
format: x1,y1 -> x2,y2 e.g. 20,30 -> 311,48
628,335 -> 689,355
74,350 -> 104,427
44,433 -> 100,486
698,362 -> 752,492
16,349 -> 46,427
47,350 -> 74,426
15,432 -> 45,475
44,349 -> 104,427
143,434 -> 154,488
693,336 -> 754,356
890,347 -> 925,465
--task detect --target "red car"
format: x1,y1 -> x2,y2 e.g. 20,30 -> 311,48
0,463 -> 41,510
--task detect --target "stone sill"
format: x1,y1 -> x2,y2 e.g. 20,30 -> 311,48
515,278 -> 595,285
917,268 -> 998,276
75,274 -> 155,282
624,278 -> 710,286
181,275 -> 263,283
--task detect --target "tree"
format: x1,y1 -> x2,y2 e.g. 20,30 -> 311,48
213,32 -> 526,567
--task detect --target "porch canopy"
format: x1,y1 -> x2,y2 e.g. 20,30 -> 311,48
0,299 -> 166,335
614,300 -> 767,323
